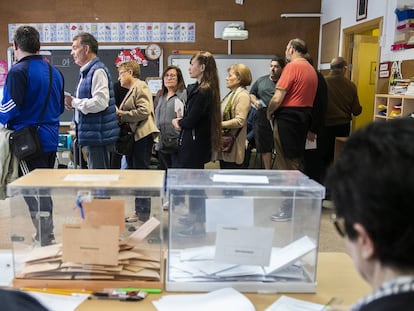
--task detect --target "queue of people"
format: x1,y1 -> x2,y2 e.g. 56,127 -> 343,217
1,27 -> 364,232
5,26 -> 414,311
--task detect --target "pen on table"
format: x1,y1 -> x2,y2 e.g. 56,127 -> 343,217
322,297 -> 342,311
91,291 -> 147,301
108,287 -> 162,294
21,287 -> 92,296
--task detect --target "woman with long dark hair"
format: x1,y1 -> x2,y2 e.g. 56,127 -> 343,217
171,51 -> 221,237
172,51 -> 221,169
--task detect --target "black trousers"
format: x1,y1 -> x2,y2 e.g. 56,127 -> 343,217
319,123 -> 351,184
20,151 -> 56,246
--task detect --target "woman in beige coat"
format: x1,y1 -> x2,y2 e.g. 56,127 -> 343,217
116,61 -> 159,222
218,64 -> 252,168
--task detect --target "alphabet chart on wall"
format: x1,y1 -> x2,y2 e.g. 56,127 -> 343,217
8,22 -> 196,43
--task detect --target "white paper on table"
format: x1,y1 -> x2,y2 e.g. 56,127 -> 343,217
205,198 -> 254,232
215,224 -> 274,266
26,292 -> 89,311
265,295 -> 324,311
305,138 -> 317,150
152,287 -> 255,311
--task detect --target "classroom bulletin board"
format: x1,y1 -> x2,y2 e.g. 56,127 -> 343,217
7,45 -> 162,124
321,18 -> 341,64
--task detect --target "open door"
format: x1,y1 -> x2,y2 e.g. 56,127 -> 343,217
342,17 -> 383,132
351,35 -> 378,130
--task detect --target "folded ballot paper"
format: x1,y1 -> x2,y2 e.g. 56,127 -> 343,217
152,287 -> 255,311
168,235 -> 316,282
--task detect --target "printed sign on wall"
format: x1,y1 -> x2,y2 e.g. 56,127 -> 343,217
8,22 -> 196,43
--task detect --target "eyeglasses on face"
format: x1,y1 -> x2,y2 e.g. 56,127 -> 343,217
331,213 -> 346,238
164,74 -> 177,79
118,70 -> 128,77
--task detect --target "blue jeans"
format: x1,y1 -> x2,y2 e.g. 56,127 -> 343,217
127,134 -> 154,220
84,144 -> 114,169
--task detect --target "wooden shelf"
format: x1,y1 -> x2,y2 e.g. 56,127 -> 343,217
374,94 -> 414,121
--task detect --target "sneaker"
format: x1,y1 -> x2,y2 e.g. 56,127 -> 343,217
178,216 -> 195,226
125,215 -> 138,223
271,211 -> 292,222
32,233 -> 56,246
322,199 -> 335,209
177,225 -> 205,238
126,219 -> 145,231
127,226 -> 137,232
138,215 -> 150,222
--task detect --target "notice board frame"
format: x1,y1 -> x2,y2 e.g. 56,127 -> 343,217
7,45 -> 163,125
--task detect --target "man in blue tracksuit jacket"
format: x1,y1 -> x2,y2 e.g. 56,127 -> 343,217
0,25 -> 65,246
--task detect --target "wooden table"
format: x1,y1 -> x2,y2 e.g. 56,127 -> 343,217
77,252 -> 371,310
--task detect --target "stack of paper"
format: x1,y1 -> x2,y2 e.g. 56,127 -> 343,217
406,82 -> 414,95
17,242 -> 161,281
169,236 -> 316,282
16,217 -> 161,281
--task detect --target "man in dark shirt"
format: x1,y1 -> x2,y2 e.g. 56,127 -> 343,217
319,57 -> 362,184
250,56 -> 285,169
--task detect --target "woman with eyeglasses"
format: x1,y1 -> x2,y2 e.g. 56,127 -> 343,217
326,119 -> 414,311
154,66 -> 187,170
116,60 -> 159,223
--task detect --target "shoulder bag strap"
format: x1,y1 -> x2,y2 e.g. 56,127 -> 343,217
233,127 -> 242,138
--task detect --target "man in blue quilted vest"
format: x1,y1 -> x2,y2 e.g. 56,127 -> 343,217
65,32 -> 119,168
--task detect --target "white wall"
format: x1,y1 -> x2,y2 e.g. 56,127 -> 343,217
319,0 -> 414,69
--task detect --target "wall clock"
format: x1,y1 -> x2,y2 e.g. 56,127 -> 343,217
145,43 -> 162,60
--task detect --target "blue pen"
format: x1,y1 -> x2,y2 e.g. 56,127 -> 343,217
76,197 -> 85,220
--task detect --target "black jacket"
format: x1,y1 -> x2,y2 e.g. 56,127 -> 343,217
177,83 -> 213,168
0,289 -> 49,311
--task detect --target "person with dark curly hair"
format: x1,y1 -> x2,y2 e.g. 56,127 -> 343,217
326,118 -> 414,311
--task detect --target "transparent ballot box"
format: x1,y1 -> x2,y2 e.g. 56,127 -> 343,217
7,169 -> 165,290
166,169 -> 325,293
